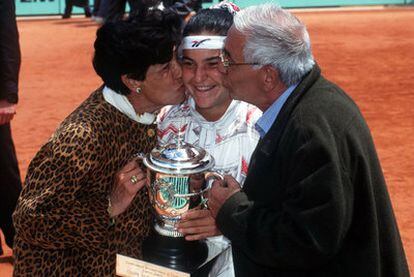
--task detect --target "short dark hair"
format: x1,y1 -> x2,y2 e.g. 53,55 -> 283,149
93,9 -> 182,95
183,8 -> 233,37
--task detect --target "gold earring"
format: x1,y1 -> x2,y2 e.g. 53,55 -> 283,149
136,87 -> 142,94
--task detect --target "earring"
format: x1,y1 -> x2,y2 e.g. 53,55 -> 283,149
136,87 -> 142,94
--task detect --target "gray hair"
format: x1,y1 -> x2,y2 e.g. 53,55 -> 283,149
233,4 -> 315,86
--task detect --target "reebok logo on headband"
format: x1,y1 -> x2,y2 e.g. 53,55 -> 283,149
192,39 -> 211,48
182,36 -> 226,50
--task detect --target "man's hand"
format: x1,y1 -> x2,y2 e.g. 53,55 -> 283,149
109,159 -> 147,217
0,100 -> 17,125
177,208 -> 221,241
208,175 -> 241,218
188,173 -> 205,192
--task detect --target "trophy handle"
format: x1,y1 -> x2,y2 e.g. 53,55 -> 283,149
131,152 -> 146,160
173,171 -> 223,198
200,171 -> 224,208
204,171 -> 224,187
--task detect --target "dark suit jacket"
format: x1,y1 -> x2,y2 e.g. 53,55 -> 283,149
0,0 -> 21,104
217,65 -> 409,276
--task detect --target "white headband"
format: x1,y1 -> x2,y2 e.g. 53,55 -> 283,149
181,36 -> 226,50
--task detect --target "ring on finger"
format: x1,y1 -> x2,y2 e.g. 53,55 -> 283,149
130,175 -> 139,184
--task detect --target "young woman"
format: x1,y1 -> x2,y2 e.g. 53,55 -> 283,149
157,4 -> 262,276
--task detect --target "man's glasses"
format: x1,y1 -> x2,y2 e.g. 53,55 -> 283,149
218,51 -> 260,74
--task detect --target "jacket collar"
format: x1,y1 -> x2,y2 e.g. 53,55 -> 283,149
258,63 -> 322,157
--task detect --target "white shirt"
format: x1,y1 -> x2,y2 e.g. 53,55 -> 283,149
157,97 -> 262,276
158,97 -> 261,185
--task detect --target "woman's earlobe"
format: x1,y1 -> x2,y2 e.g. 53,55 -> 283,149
121,74 -> 142,92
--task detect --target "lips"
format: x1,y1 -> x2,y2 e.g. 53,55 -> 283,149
194,85 -> 216,92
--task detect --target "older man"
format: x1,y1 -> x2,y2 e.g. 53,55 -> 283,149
207,4 -> 409,277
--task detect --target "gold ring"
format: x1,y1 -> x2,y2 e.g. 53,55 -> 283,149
130,175 -> 138,184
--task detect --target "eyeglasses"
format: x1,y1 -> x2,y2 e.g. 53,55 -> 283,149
218,51 -> 260,73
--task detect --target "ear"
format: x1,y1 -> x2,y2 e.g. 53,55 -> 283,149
121,74 -> 142,92
261,65 -> 280,93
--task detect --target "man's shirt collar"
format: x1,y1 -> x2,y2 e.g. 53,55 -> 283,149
255,84 -> 298,138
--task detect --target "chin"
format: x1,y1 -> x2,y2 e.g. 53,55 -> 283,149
229,92 -> 239,101
192,97 -> 211,108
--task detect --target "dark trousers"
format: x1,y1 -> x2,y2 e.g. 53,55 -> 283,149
0,123 -> 22,248
93,0 -> 101,16
63,0 -> 92,17
97,0 -> 110,18
105,0 -> 144,22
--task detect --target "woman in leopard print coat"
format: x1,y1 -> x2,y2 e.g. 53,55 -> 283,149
12,9 -> 185,276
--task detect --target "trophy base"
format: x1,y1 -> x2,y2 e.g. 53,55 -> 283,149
142,233 -> 210,275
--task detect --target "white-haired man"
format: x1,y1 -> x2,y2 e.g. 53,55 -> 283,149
207,4 -> 409,277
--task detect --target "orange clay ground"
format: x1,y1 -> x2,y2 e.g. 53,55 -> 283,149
1,6 -> 413,275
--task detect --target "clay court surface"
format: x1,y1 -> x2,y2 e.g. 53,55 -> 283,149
1,6 -> 413,275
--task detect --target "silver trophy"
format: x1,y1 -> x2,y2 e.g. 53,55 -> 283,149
139,141 -> 222,237
137,142 -> 222,272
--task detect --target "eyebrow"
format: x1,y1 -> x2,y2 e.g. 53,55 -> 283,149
181,57 -> 193,62
205,56 -> 220,62
156,62 -> 169,72
181,56 -> 220,63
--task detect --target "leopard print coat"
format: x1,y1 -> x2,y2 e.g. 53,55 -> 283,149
13,88 -> 157,276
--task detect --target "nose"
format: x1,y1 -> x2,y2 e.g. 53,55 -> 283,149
194,65 -> 207,83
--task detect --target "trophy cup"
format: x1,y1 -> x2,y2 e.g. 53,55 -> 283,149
138,141 -> 222,274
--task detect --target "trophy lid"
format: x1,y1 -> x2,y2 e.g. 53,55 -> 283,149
143,142 -> 215,175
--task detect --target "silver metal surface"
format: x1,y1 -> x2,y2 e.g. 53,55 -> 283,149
142,142 -> 215,175
136,142 -> 222,237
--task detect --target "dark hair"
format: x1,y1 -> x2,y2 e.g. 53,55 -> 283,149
183,8 -> 233,37
93,9 -> 182,95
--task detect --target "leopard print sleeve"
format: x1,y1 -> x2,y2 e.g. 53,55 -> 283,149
13,122 -> 112,251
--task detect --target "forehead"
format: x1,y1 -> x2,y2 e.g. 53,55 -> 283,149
146,61 -> 170,76
224,26 -> 246,58
182,49 -> 221,60
148,62 -> 166,71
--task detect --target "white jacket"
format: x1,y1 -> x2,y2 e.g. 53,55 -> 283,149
157,97 -> 261,276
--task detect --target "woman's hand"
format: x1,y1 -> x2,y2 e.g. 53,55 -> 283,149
177,208 -> 221,240
109,159 -> 146,217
